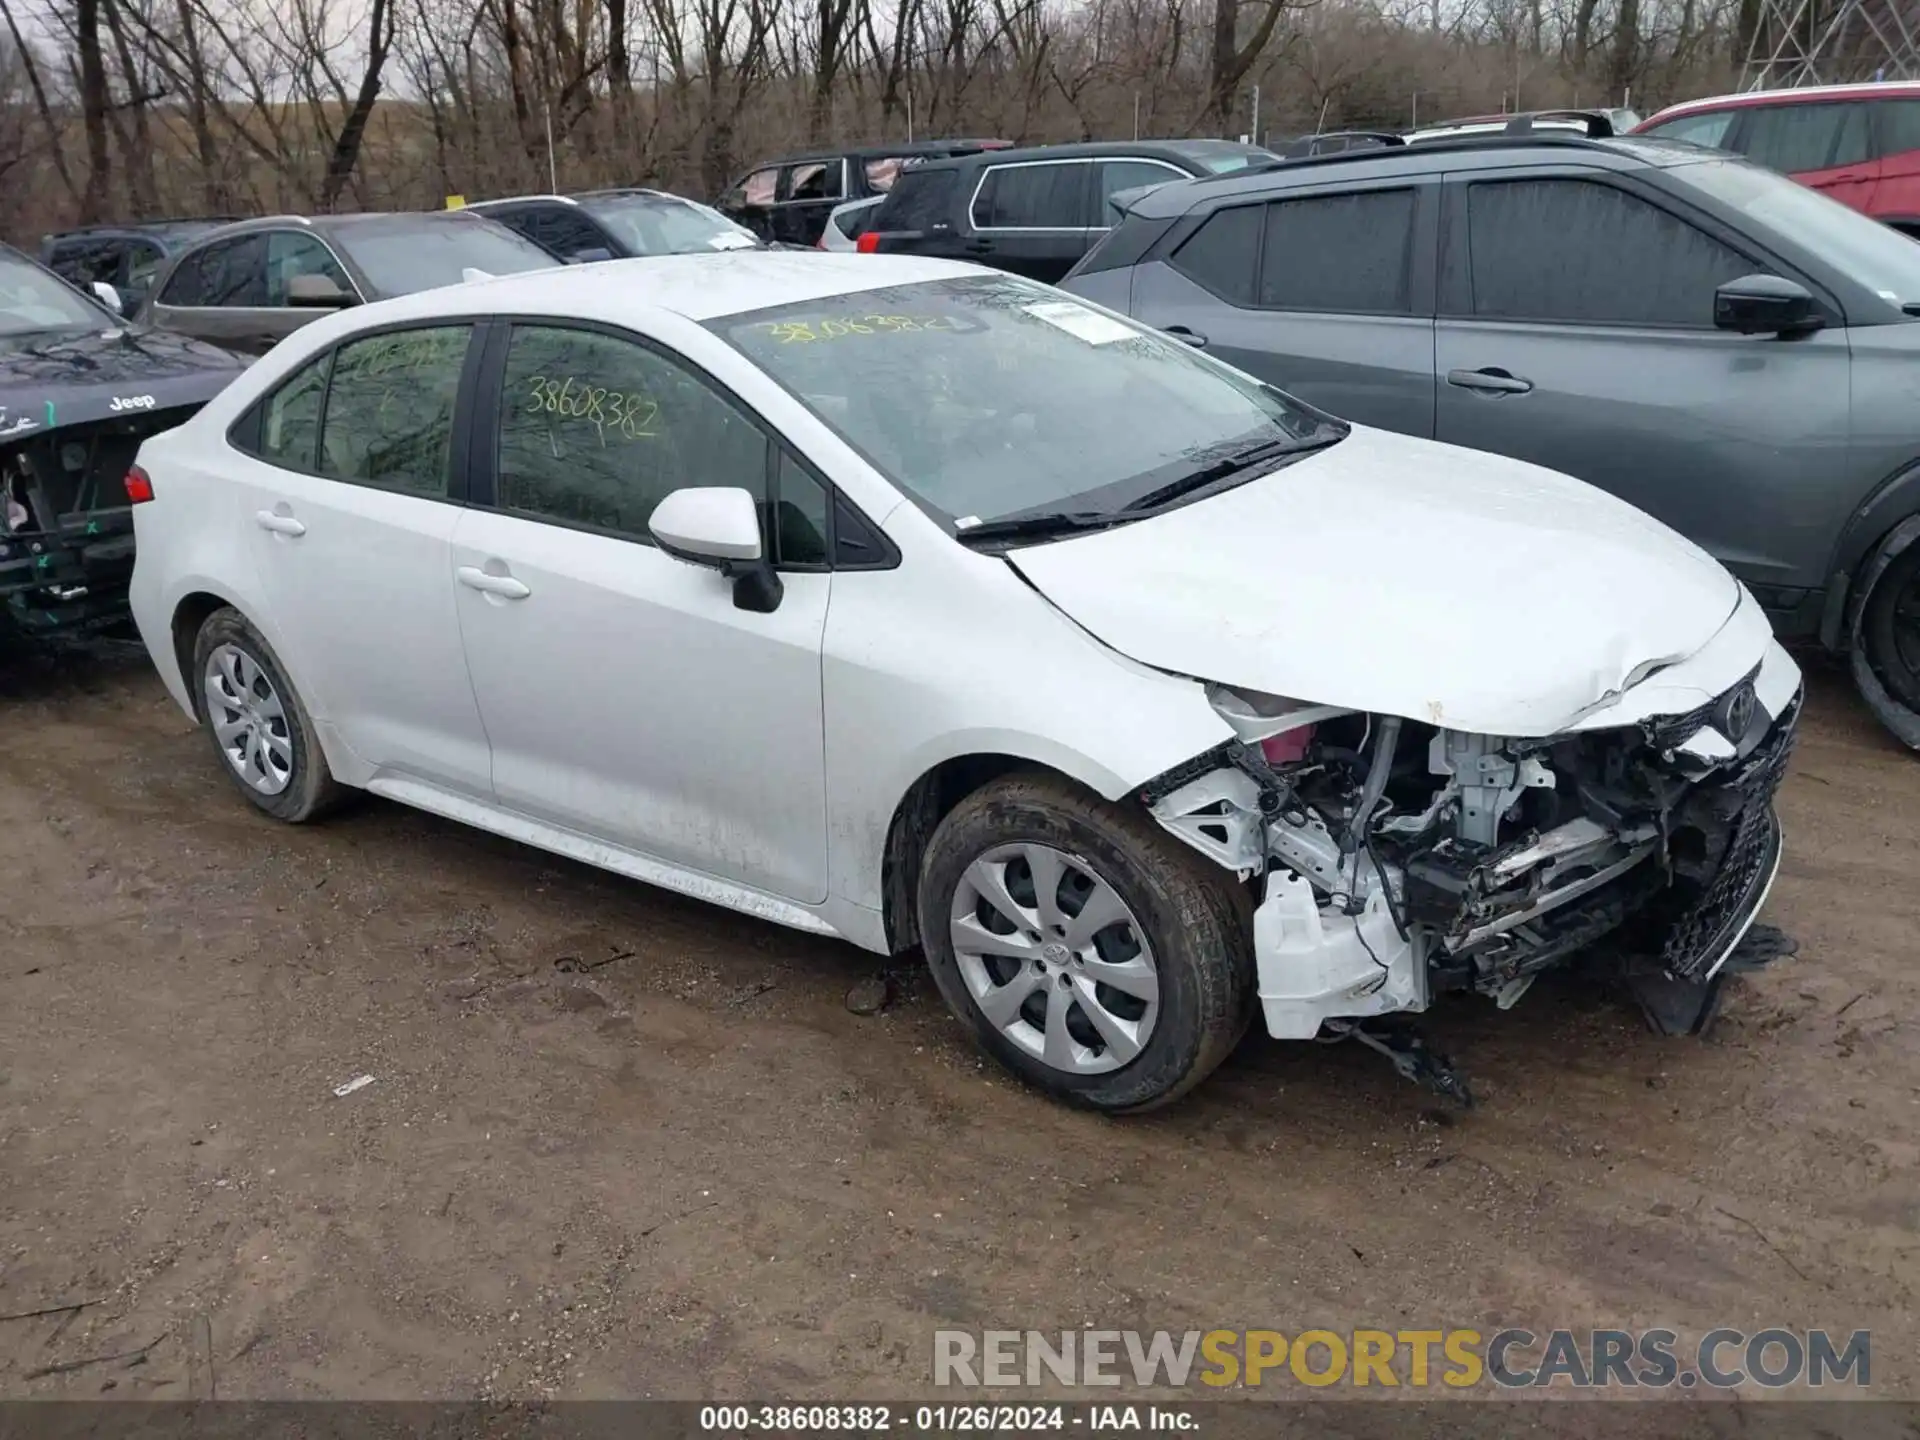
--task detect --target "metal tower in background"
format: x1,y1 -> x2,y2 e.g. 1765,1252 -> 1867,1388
1743,0 -> 1920,88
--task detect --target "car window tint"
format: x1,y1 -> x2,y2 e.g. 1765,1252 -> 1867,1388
524,206 -> 607,257
1465,179 -> 1749,327
864,156 -> 907,192
126,241 -> 165,292
1097,159 -> 1185,224
165,235 -> 267,307
1259,189 -> 1415,314
496,324 -> 768,543
253,352 -> 331,470
973,162 -> 1089,228
1645,109 -> 1736,149
318,325 -> 470,495
266,231 -> 353,305
51,239 -> 118,286
1879,98 -> 1920,155
1832,103 -> 1872,166
1171,204 -> 1262,306
740,169 -> 778,207
877,168 -> 958,229
774,449 -> 830,565
1738,102 -> 1862,172
788,161 -> 844,202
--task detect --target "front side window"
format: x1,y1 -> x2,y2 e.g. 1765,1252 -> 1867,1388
1260,188 -> 1416,314
972,162 -> 1090,229
266,231 -> 355,305
786,161 -> 844,202
162,235 -> 268,308
1736,101 -> 1870,173
318,325 -> 471,494
1463,178 -> 1749,327
495,324 -> 767,543
709,274 -> 1337,528
736,168 -> 778,208
864,156 -> 909,192
1643,109 -> 1738,150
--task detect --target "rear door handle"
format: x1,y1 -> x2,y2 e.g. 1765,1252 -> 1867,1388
1163,325 -> 1208,348
1447,367 -> 1534,395
456,565 -> 531,600
255,509 -> 306,537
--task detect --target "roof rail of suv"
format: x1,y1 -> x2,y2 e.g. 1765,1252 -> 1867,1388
1236,119 -> 1627,180
1278,130 -> 1407,158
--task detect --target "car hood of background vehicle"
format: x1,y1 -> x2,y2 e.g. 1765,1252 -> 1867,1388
1004,425 -> 1743,738
0,325 -> 243,434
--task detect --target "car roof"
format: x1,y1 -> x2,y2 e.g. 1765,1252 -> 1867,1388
1118,133 -> 1706,218
179,210 -> 512,242
353,250 -> 984,327
896,139 -> 1252,174
1640,80 -> 1920,123
752,139 -> 1012,166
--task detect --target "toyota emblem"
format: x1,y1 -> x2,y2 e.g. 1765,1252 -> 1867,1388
1716,683 -> 1757,742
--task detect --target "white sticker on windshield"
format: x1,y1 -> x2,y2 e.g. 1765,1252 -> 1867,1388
1022,300 -> 1139,345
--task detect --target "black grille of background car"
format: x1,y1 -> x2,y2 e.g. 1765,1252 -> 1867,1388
1658,686 -> 1801,979
1648,661 -> 1762,750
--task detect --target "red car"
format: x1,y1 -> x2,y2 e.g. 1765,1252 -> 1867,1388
1635,82 -> 1920,235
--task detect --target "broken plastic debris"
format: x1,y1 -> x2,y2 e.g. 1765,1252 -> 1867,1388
332,1074 -> 375,1097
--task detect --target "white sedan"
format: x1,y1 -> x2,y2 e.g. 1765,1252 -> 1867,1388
126,252 -> 1802,1111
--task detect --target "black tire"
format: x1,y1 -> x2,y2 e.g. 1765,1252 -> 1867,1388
1862,541 -> 1920,713
190,607 -> 347,823
916,771 -> 1254,1113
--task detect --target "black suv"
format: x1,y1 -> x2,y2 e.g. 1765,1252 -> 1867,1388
39,217 -> 241,318
1061,118 -> 1920,750
716,139 -> 1013,247
860,139 -> 1276,283
467,189 -> 763,262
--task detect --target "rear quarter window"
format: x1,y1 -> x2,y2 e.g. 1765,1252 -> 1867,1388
875,169 -> 960,230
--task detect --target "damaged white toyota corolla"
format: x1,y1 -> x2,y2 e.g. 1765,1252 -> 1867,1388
126,253 -> 1801,1111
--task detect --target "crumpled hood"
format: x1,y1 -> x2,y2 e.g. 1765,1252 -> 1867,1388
1005,425 -> 1743,738
0,325 -> 241,439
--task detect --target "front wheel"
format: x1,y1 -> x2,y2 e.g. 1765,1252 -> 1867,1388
1862,541 -> 1920,715
916,772 -> 1254,1112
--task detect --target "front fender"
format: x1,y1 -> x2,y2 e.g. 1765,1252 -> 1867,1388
1821,462 -> 1920,649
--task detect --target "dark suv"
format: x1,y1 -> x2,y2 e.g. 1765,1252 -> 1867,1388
39,217 -> 241,318
717,139 -> 1013,247
860,139 -> 1276,283
1061,122 -> 1920,749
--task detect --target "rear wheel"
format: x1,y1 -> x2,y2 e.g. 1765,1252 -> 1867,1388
1863,542 -> 1920,713
916,772 -> 1254,1112
191,607 -> 346,823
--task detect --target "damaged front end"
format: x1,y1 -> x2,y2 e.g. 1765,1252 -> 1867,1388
1140,652 -> 1803,1094
0,403 -> 200,639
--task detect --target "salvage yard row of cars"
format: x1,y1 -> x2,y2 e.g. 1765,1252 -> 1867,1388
2,97 -> 1918,1113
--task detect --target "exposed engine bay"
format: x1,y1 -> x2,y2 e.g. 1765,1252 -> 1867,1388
1141,666 -> 1802,1096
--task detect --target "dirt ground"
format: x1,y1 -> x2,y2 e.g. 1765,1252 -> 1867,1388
0,639 -> 1915,1405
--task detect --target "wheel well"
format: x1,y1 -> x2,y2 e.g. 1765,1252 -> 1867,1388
881,753 -> 1079,954
169,590 -> 231,716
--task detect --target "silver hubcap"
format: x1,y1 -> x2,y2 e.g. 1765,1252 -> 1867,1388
949,843 -> 1160,1076
205,643 -> 294,796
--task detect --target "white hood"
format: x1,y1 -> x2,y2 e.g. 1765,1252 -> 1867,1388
1006,425 -> 1743,738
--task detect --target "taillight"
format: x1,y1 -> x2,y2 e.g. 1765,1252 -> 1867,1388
125,464 -> 154,504
856,231 -> 881,254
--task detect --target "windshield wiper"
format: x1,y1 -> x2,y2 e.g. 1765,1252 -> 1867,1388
1122,427 -> 1345,515
952,510 -> 1137,547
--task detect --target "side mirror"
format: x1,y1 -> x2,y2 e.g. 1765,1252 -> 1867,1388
1715,274 -> 1821,336
286,273 -> 356,308
91,280 -> 124,315
567,246 -> 614,264
648,486 -> 783,613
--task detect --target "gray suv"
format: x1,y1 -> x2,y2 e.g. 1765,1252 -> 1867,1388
1062,128 -> 1920,750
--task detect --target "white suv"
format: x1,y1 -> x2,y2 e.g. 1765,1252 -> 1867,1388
126,252 -> 1801,1110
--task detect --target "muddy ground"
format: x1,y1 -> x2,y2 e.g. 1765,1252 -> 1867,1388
0,640 -> 1915,1407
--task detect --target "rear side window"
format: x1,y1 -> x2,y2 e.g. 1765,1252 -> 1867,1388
250,354 -> 331,470
876,169 -> 958,230
1643,108 -> 1737,149
318,326 -> 471,495
1878,98 -> 1920,156
1462,179 -> 1750,327
1171,205 -> 1262,306
1259,189 -> 1416,314
972,162 -> 1089,229
1737,101 -> 1870,172
786,161 -> 845,202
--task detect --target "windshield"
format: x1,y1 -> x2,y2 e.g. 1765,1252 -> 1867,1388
1680,156 -> 1920,309
710,274 -> 1338,527
579,193 -> 762,255
0,251 -> 109,339
334,218 -> 557,296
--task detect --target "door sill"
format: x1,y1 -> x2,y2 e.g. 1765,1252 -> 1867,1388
366,775 -> 841,939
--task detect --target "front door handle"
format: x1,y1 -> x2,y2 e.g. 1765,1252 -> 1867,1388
255,508 -> 306,537
456,565 -> 531,600
1447,367 -> 1534,395
1163,325 -> 1208,348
